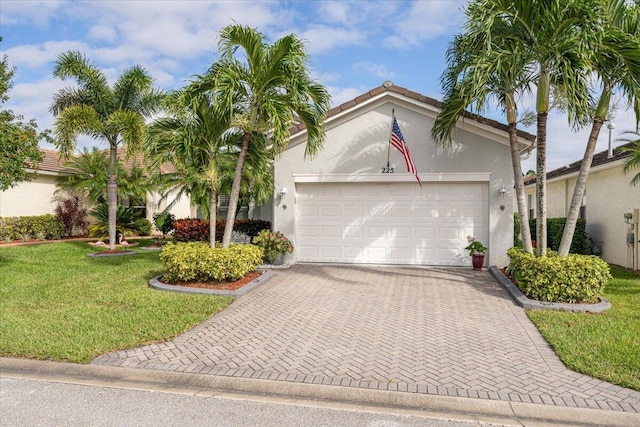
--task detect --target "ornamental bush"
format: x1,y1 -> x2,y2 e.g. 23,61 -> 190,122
506,247 -> 610,303
173,218 -> 272,242
252,230 -> 294,263
0,215 -> 64,241
160,242 -> 263,283
514,215 -> 589,254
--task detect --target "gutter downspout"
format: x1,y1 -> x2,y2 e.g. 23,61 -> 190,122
519,139 -> 537,161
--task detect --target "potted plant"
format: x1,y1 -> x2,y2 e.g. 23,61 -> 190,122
464,240 -> 487,271
252,230 -> 294,264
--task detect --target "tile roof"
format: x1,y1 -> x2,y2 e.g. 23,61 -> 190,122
524,142 -> 634,185
288,81 -> 536,142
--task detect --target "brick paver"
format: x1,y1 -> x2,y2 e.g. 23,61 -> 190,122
92,265 -> 640,412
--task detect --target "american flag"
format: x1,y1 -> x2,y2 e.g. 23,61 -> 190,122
390,117 -> 421,186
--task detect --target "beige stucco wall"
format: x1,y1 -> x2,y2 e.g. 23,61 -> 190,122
274,93 -> 516,267
0,173 -> 61,217
524,161 -> 639,269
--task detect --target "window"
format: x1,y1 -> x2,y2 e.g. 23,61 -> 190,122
579,190 -> 586,220
528,193 -> 535,219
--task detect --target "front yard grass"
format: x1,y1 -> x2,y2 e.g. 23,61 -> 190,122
0,240 -> 232,363
527,265 -> 640,391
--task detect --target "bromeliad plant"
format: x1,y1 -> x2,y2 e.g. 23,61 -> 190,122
252,230 -> 294,264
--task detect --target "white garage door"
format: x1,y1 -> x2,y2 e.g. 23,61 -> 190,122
295,182 -> 488,266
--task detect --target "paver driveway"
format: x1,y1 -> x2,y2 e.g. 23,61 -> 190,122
93,265 -> 640,413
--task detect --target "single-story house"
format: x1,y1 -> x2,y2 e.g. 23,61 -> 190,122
524,143 -> 639,270
270,82 -> 535,268
0,149 -> 194,226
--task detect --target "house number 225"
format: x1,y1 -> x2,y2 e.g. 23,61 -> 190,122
381,167 -> 394,173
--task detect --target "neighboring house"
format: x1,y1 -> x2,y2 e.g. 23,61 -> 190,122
0,148 -> 194,227
272,82 -> 535,268
524,143 -> 639,270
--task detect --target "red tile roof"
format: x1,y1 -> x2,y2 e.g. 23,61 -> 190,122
288,81 -> 536,142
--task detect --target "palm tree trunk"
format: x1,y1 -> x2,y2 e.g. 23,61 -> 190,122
558,86 -> 612,256
509,123 -> 534,254
536,112 -> 548,256
222,132 -> 251,248
209,187 -> 217,248
107,145 -> 118,250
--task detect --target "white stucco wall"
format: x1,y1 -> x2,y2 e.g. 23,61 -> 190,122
274,93 -> 516,267
524,161 -> 639,269
0,173 -> 60,217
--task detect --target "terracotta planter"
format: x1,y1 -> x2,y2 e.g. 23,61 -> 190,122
471,254 -> 485,271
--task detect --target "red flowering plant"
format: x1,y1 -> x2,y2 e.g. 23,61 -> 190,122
252,230 -> 294,263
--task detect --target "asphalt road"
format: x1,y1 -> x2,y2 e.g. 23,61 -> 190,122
0,377 -> 502,427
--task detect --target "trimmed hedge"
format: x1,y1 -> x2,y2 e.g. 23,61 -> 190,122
0,215 -> 64,241
506,247 -> 610,303
159,242 -> 263,283
514,215 -> 589,254
173,219 -> 271,242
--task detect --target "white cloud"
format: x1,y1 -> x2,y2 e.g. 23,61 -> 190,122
298,25 -> 366,55
87,24 -> 118,43
318,1 -> 351,24
326,85 -> 368,108
5,41 -> 89,69
352,62 -> 395,80
0,0 -> 63,27
383,1 -> 466,48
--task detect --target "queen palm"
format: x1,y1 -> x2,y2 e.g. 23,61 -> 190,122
50,51 -> 162,249
620,131 -> 640,186
197,24 -> 330,248
558,0 -> 640,255
146,89 -> 273,247
467,0 -> 601,255
432,22 -> 537,253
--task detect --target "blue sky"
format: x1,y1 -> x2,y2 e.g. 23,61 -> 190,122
1,0 -> 637,172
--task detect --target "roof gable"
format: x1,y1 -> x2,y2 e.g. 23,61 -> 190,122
288,81 -> 536,143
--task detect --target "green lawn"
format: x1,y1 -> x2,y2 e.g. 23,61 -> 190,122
527,265 -> 640,391
0,240 -> 232,363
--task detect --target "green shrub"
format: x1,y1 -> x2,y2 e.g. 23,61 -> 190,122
159,242 -> 264,283
506,247 -> 610,303
517,217 -> 589,254
0,215 -> 64,241
153,211 -> 176,238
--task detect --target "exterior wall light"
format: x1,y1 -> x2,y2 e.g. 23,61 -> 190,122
280,187 -> 288,199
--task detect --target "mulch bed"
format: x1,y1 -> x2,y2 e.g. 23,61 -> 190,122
162,270 -> 262,291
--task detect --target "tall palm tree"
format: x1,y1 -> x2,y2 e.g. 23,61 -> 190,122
468,0 -> 601,256
146,88 -> 273,247
196,24 -> 330,248
620,131 -> 640,186
432,15 -> 537,253
558,0 -> 640,255
50,51 -> 162,249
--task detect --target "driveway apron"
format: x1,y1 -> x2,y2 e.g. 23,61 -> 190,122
92,264 -> 640,413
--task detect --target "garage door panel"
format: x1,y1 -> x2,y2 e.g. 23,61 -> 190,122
296,182 -> 488,266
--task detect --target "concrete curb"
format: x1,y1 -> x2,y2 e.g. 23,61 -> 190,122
149,270 -> 275,297
87,250 -> 137,258
2,358 -> 638,426
489,266 -> 611,312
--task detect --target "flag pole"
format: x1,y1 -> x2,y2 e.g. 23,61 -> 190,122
387,109 -> 395,168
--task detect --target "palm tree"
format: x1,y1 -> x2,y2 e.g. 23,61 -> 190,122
146,89 -> 235,247
57,146 -> 155,207
467,0 -> 601,256
620,131 -> 640,186
432,15 -> 537,253
558,0 -> 640,255
50,51 -> 162,249
196,24 -> 330,248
